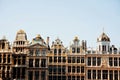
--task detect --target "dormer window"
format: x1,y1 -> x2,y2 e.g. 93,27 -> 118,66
36,49 -> 40,56
72,48 -> 75,53
29,49 -> 33,56
54,49 -> 57,54
77,48 -> 80,53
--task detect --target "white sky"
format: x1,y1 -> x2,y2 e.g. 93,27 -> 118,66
0,0 -> 120,48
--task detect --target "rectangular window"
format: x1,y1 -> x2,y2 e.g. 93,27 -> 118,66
103,70 -> 108,79
49,57 -> 52,63
77,76 -> 80,80
93,57 -> 96,66
72,76 -> 75,80
77,48 -> 80,53
98,70 -> 101,79
68,76 -> 71,80
35,59 -> 39,67
72,48 -> 75,53
49,65 -> 52,74
58,66 -> 61,74
29,59 -> 33,67
97,57 -> 101,66
81,57 -> 84,63
109,70 -> 113,80
41,59 -> 46,67
114,57 -> 118,66
58,57 -> 61,63
119,58 -> 120,66
62,66 -> 66,74
54,57 -> 57,62
68,57 -> 71,63
109,57 -> 113,66
68,66 -> 71,73
72,66 -> 75,73
63,57 -> 66,63
72,57 -> 76,63
8,55 -> 10,63
28,71 -> 33,80
81,76 -> 84,80
88,57 -> 91,66
88,70 -> 91,79
77,66 -> 80,73
93,70 -> 96,79
81,66 -> 84,73
0,55 -> 1,63
114,70 -> 118,80
35,71 -> 39,80
77,57 -> 80,63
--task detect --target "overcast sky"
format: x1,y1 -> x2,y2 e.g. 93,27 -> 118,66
0,0 -> 120,48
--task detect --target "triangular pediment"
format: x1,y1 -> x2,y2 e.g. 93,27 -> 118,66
29,43 -> 47,48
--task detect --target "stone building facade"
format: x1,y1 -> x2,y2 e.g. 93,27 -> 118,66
0,29 -> 120,80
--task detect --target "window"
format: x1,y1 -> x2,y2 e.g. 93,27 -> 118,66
35,49 -> 40,56
58,66 -> 61,74
77,48 -> 80,53
54,49 -> 57,54
72,57 -> 76,63
114,70 -> 118,80
0,55 -> 1,63
62,66 -> 66,74
28,71 -> 33,80
63,57 -> 66,63
81,66 -> 84,73
93,70 -> 96,79
119,58 -> 120,66
68,66 -> 71,73
72,66 -> 75,73
35,71 -> 39,80
68,57 -> 71,63
3,54 -> 6,63
103,70 -> 108,79
18,56 -> 21,65
54,57 -> 57,62
29,49 -> 33,56
81,57 -> 84,63
49,65 -> 52,74
41,59 -> 46,67
72,76 -> 75,80
58,57 -> 61,63
42,49 -> 46,56
98,70 -> 101,79
88,70 -> 91,79
49,57 -> 52,63
88,57 -> 91,66
77,57 -> 80,63
58,49 -> 61,54
35,59 -> 39,67
72,48 -> 75,53
41,71 -> 46,80
92,57 -> 96,66
77,66 -> 80,73
114,57 -> 118,66
29,59 -> 33,67
77,76 -> 80,80
97,57 -> 101,66
109,70 -> 113,80
7,55 -> 10,63
22,56 -> 26,65
81,76 -> 84,80
109,57 -> 113,66
68,76 -> 71,80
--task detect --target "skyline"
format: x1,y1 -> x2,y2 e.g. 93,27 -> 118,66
0,0 -> 120,48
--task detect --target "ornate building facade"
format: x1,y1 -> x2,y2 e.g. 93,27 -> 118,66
0,29 -> 120,80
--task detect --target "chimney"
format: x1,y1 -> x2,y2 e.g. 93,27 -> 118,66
46,37 -> 49,45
